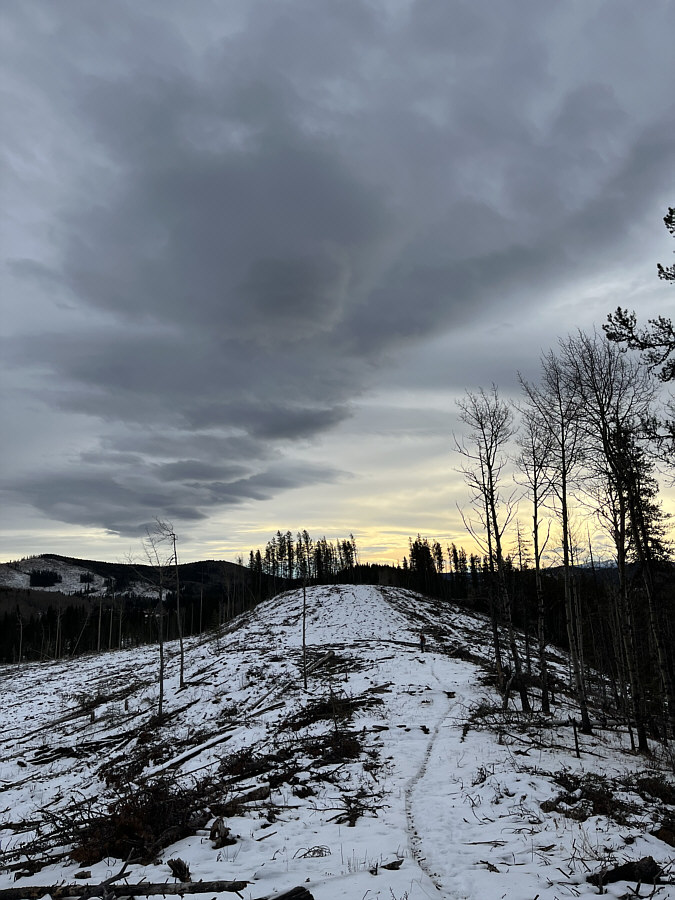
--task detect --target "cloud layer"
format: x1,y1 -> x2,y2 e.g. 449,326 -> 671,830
2,0 -> 674,548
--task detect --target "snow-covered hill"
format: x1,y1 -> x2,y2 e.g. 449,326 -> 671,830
0,555 -> 158,599
0,556 -> 130,598
0,585 -> 673,899
0,556 -> 107,595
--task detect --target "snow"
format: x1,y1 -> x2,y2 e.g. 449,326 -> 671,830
0,556 -> 153,597
0,584 -> 673,899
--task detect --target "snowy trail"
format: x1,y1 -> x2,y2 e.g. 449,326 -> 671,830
404,655 -> 454,896
407,660 -> 477,900
399,644 -> 498,900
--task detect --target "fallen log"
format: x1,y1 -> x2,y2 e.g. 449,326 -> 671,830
587,855 -> 661,886
0,880 -> 249,899
140,727 -> 235,778
246,651 -> 335,713
256,890 -> 313,900
0,882 -> 314,900
215,782 -> 271,817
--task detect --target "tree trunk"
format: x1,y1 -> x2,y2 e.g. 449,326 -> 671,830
560,470 -> 591,733
172,532 -> 185,690
533,506 -> 550,715
627,489 -> 675,739
158,585 -> 165,719
302,581 -> 308,691
483,488 -> 504,690
488,481 -> 530,714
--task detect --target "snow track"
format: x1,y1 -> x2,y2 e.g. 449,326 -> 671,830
404,658 -> 452,895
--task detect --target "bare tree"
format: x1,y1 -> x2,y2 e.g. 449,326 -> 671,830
296,532 -> 310,691
147,520 -> 186,690
456,386 -> 530,712
519,354 -> 591,732
559,330 -> 674,742
170,529 -> 185,689
16,607 -> 23,666
142,523 -> 173,718
515,401 -> 555,714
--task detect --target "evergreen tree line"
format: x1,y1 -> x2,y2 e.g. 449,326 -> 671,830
248,530 -> 359,587
29,569 -> 63,588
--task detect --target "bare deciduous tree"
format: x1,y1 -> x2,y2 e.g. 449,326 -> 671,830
142,522 -> 174,718
145,519 -> 186,690
520,355 -> 591,732
515,401 -> 555,714
456,385 -> 530,712
559,330 -> 674,742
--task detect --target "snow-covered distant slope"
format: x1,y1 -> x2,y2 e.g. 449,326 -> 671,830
0,557 -> 104,594
0,556 -> 112,596
0,585 -> 672,900
0,555 -> 159,599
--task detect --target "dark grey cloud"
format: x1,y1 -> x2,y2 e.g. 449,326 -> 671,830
2,0 -> 674,541
8,472 -> 209,537
155,461 -> 249,484
6,457 -> 343,536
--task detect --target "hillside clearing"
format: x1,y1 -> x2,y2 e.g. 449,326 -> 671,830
0,585 -> 673,899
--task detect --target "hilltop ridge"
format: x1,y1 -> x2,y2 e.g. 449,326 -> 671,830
0,585 -> 673,899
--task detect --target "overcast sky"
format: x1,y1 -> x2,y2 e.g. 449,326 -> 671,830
2,0 -> 674,565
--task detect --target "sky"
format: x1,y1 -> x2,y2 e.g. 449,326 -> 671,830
2,0 -> 674,566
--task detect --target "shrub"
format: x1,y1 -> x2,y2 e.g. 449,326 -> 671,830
70,779 -> 209,865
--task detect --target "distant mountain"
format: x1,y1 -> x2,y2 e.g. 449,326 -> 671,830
0,553 -> 248,598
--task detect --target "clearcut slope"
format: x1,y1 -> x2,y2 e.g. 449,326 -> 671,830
0,585 -> 673,900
